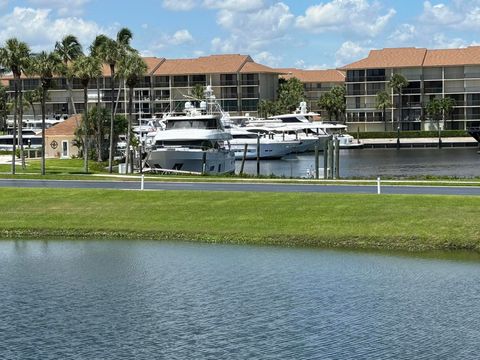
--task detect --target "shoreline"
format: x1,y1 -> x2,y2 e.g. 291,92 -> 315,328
1,187 -> 479,252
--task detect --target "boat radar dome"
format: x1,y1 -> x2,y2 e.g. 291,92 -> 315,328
200,101 -> 207,110
299,101 -> 307,114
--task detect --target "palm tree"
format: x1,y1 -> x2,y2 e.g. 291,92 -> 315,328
55,35 -> 83,115
330,85 -> 346,123
96,28 -> 134,173
191,84 -> 205,105
389,73 -> 409,130
90,34 -> 109,162
28,51 -> 64,175
72,55 -> 102,173
440,97 -> 456,131
23,88 -> 42,121
117,53 -> 147,173
375,90 -> 392,132
426,98 -> 443,148
0,38 -> 31,173
318,92 -> 336,121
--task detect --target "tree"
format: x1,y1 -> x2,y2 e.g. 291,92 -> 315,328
117,53 -> 147,173
190,83 -> 205,106
72,55 -> 102,173
96,28 -> 134,173
23,88 -> 42,121
0,83 -> 9,132
0,38 -> 31,173
258,99 -> 282,118
318,92 -> 336,121
425,98 -> 443,148
278,77 -> 305,113
388,73 -> 409,130
54,35 -> 83,115
441,97 -> 456,130
318,85 -> 346,122
28,51 -> 64,175
375,90 -> 393,132
89,34 -> 109,162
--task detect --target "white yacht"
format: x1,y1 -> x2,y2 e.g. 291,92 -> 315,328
229,127 -> 300,159
144,92 -> 235,174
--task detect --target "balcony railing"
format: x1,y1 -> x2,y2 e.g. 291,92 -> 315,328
240,80 -> 259,86
220,80 -> 238,86
153,82 -> 170,87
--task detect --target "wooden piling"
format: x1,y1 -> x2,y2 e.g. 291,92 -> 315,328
239,143 -> 248,175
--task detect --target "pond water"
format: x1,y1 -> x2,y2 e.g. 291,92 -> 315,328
1,240 -> 480,359
236,148 -> 480,178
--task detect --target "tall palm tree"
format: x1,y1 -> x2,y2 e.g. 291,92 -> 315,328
0,38 -> 30,173
117,53 -> 147,173
97,28 -> 134,173
23,88 -> 42,121
375,90 -> 393,132
440,97 -> 456,131
55,35 -> 83,115
389,73 -> 409,131
72,55 -> 102,173
28,51 -> 64,175
426,98 -> 443,148
90,34 -> 109,162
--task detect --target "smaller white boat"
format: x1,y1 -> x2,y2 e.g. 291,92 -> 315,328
229,128 -> 300,159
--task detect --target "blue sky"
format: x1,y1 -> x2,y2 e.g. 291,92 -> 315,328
0,0 -> 478,69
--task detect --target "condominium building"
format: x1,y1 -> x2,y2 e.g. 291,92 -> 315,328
341,46 -> 480,132
278,68 -> 345,118
1,54 -> 280,120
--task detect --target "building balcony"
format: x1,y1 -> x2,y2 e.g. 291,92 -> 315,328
240,80 -> 259,86
220,80 -> 238,86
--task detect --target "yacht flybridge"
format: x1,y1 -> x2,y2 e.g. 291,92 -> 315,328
144,87 -> 235,174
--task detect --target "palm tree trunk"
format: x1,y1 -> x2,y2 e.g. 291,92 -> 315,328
126,85 -> 133,174
41,88 -> 46,176
12,78 -> 18,175
19,88 -> 25,169
108,65 -> 115,173
383,106 -> 387,132
84,85 -> 89,173
96,76 -> 102,162
398,91 -> 402,131
66,78 -> 77,114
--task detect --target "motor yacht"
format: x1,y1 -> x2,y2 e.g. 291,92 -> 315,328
144,88 -> 235,174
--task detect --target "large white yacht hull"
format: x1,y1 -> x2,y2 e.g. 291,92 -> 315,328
146,148 -> 236,174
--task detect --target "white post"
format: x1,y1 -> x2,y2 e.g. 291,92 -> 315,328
141,174 -> 144,191
377,176 -> 381,194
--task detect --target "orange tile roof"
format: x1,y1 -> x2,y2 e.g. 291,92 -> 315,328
45,114 -> 82,136
1,79 -> 9,87
153,54 -> 278,75
423,46 -> 480,67
278,68 -> 345,83
340,48 -> 428,70
240,61 -> 280,74
102,57 -> 164,76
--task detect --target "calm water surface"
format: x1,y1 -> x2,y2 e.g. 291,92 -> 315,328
236,148 -> 480,178
1,240 -> 480,359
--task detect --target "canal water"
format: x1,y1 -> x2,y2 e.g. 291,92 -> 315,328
236,148 -> 480,178
1,240 -> 480,359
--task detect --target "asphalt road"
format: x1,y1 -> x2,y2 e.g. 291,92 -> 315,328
1,179 -> 480,196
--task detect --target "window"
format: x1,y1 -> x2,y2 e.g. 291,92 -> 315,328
173,76 -> 188,87
221,74 -> 237,86
366,69 -> 385,82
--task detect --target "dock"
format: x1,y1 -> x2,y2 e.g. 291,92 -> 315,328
361,137 -> 478,149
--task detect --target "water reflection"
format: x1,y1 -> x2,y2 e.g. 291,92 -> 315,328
1,240 -> 480,359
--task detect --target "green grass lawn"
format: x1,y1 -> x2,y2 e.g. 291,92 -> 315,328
1,188 -> 479,251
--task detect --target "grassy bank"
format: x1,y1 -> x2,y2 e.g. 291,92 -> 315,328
1,188 -> 479,251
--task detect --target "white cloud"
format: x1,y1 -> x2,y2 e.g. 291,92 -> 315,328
335,41 -> 370,67
419,1 -> 462,25
296,0 -> 396,37
0,7 -> 107,52
27,0 -> 90,16
253,51 -> 282,67
294,59 -> 329,70
431,34 -> 468,49
170,29 -> 194,45
388,23 -> 416,43
212,2 -> 294,53
162,0 -> 197,11
0,0 -> 8,8
203,0 -> 264,12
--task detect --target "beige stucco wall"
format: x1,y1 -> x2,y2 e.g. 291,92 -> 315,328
45,135 -> 79,159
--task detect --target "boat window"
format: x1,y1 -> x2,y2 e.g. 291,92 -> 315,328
166,119 -> 218,130
280,117 -> 302,123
